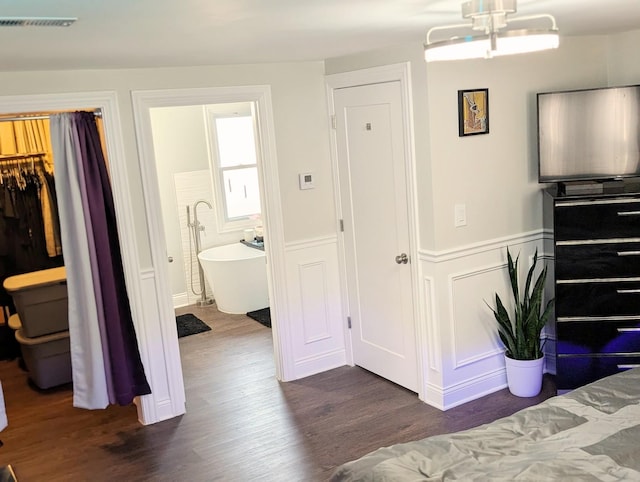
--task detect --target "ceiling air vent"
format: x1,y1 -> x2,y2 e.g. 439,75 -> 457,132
0,17 -> 77,27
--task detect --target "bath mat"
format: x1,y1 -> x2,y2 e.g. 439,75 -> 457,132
176,313 -> 211,338
246,307 -> 271,328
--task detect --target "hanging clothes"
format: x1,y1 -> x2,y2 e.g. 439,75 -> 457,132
0,116 -> 60,319
38,168 -> 63,257
51,112 -> 151,409
0,118 -> 54,173
0,157 -> 63,317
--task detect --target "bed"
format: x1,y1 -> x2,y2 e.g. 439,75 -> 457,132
330,368 -> 640,481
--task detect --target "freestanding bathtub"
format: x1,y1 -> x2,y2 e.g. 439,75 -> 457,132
197,243 -> 269,314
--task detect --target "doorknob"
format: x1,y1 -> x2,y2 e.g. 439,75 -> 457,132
395,253 -> 408,264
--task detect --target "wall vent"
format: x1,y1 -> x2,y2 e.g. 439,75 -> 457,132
0,17 -> 77,27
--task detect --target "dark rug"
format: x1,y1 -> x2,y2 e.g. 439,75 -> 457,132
176,313 -> 211,338
246,307 -> 271,328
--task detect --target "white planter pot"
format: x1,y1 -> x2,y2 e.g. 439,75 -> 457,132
505,355 -> 544,397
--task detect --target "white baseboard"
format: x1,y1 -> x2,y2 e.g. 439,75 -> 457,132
292,349 -> 347,381
440,369 -> 507,411
172,292 -> 190,309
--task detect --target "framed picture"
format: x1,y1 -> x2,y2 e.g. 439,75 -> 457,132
458,88 -> 489,136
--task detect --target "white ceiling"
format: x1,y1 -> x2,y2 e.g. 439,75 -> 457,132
0,0 -> 638,72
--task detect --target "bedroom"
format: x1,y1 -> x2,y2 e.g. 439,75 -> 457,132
0,0 -> 640,479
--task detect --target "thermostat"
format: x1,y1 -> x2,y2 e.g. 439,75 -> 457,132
299,172 -> 315,190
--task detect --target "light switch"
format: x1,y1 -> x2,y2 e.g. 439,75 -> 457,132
454,203 -> 467,227
299,172 -> 315,190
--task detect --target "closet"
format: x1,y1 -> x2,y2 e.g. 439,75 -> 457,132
0,110 -> 151,413
0,118 -> 63,359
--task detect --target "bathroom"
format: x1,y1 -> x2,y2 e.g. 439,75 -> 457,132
149,101 -> 270,319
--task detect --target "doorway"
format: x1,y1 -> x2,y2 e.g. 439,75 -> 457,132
326,63 -> 424,396
149,102 -> 263,309
131,85 -> 290,393
0,92 -> 148,422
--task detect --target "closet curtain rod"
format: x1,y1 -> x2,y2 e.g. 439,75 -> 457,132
0,152 -> 47,162
0,109 -> 102,123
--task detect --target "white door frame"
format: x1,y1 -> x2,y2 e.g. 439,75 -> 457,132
0,91 -> 153,422
130,86 -> 292,393
325,63 -> 426,400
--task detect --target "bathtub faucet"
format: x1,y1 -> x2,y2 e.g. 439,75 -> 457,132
189,200 -> 213,231
194,199 -> 212,212
187,199 -> 214,307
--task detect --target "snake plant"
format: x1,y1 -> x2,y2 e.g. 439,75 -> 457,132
489,248 -> 555,360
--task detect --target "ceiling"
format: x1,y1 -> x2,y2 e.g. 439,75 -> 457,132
0,0 -> 638,72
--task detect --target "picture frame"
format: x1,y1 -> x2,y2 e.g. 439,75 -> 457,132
458,88 -> 489,136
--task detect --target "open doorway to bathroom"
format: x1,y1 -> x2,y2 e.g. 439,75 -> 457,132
149,102 -> 267,314
131,83 -> 294,406
132,85 -> 288,414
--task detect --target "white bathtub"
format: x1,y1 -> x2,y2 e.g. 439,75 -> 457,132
197,243 -> 269,314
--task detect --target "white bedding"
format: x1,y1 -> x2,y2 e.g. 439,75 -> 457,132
331,369 -> 640,481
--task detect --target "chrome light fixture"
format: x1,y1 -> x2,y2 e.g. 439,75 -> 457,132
424,0 -> 558,62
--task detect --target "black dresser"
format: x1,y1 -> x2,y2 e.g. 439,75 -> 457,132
546,184 -> 640,392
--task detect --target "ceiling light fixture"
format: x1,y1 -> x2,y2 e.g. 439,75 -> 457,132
424,0 -> 558,62
0,17 -> 77,27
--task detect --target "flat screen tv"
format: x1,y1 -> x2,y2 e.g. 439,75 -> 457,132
537,84 -> 640,183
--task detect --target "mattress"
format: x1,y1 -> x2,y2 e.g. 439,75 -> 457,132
330,369 -> 640,481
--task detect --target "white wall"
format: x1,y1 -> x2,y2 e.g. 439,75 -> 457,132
4,31 -> 638,416
325,36 -> 608,252
606,30 -> 640,85
425,36 -> 608,251
419,35 -> 627,406
151,105 -> 209,298
324,35 -> 614,408
0,62 -> 348,423
0,62 -> 336,265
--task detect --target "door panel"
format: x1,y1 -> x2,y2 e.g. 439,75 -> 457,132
334,81 -> 418,392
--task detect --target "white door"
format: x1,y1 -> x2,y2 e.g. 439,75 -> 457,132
334,81 -> 418,392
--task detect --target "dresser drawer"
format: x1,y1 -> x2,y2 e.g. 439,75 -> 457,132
555,281 -> 640,317
556,354 -> 640,389
555,242 -> 640,279
554,198 -> 640,241
557,320 -> 640,354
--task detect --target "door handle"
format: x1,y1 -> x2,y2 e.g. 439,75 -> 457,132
395,253 -> 409,264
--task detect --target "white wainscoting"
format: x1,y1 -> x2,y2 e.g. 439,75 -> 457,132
283,236 -> 346,379
135,230 -> 555,419
134,236 -> 344,423
417,231 -> 553,410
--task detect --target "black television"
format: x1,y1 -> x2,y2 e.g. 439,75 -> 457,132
537,84 -> 640,183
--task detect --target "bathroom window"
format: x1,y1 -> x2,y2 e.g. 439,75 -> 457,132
206,106 -> 262,233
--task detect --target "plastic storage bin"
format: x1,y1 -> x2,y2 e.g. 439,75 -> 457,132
14,327 -> 72,389
3,267 -> 68,338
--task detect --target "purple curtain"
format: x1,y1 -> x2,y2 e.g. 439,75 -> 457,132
71,111 -> 151,405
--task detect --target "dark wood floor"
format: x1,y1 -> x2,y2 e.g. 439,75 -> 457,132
0,304 -> 556,481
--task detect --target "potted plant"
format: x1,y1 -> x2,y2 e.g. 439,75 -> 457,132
488,247 -> 555,397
